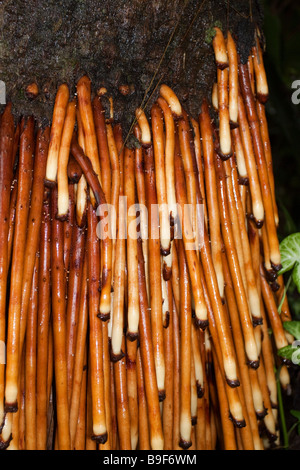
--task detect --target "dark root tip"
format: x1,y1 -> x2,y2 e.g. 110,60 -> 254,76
97,312 -> 110,322
258,420 -> 266,436
247,359 -> 260,370
252,316 -> 263,327
229,413 -> 246,428
216,61 -> 229,70
256,408 -> 268,421
141,143 -> 152,150
265,268 -> 277,283
191,416 -> 197,426
0,413 -> 6,434
271,262 -> 282,273
230,120 -> 239,130
68,175 -> 81,184
158,390 -> 166,402
234,419 -> 247,429
254,218 -> 264,229
44,179 -> 57,189
0,434 -> 12,450
194,318 -> 209,331
179,438 -> 192,450
110,350 -> 125,363
163,311 -> 170,329
247,213 -> 264,229
172,113 -> 184,122
91,432 -> 108,445
238,176 -> 249,186
216,149 -> 233,161
160,246 -> 171,257
257,93 -> 269,105
56,214 -> 69,222
196,382 -> 204,399
270,281 -> 280,292
4,402 -> 18,413
282,358 -> 293,367
226,378 -> 240,388
126,331 -> 139,342
265,428 -> 278,443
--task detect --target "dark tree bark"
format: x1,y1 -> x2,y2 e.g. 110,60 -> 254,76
0,0 -> 263,132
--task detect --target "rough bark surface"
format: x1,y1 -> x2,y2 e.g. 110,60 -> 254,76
0,0 -> 262,132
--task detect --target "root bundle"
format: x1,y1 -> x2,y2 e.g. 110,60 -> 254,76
0,28 -> 290,451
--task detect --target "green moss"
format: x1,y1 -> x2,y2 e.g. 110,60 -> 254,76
127,134 -> 142,150
18,88 -> 25,100
205,20 -> 223,44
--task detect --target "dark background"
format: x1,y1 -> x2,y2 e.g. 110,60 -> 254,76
263,0 -> 300,238
263,0 -> 300,318
263,0 -> 300,448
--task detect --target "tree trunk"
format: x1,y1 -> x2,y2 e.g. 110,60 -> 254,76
0,0 -> 262,130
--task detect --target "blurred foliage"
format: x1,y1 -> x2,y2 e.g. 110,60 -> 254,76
262,0 -> 300,238
262,0 -> 300,321
255,4 -> 300,447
